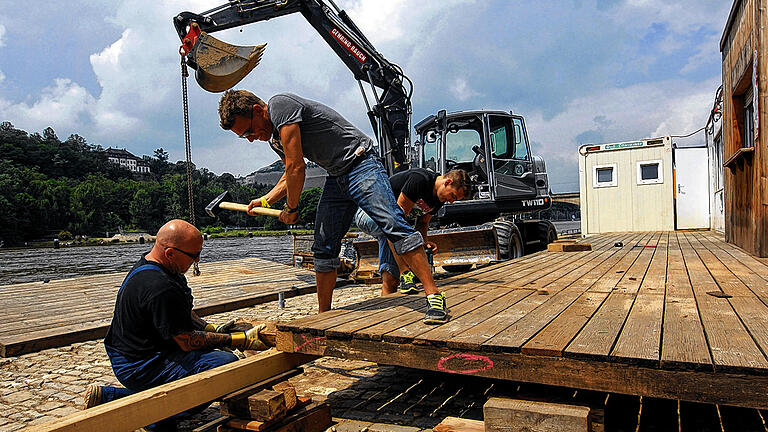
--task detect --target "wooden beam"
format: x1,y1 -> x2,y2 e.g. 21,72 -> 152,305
26,350 -> 316,432
483,397 -> 590,432
277,331 -> 768,410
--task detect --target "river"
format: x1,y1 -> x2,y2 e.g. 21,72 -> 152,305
0,236 -> 294,285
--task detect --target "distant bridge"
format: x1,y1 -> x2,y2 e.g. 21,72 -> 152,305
551,192 -> 580,206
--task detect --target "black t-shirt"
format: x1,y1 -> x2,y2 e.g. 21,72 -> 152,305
104,255 -> 195,360
389,168 -> 442,219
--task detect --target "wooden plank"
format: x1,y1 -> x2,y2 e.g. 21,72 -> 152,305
548,242 -> 592,252
26,351 -> 316,432
481,240 -> 634,352
684,232 -> 768,364
483,397 -> 590,432
659,232 -> 712,370
219,369 -> 303,418
315,254 -> 563,341
247,389 -> 286,421
276,333 -> 768,409
677,232 -> 768,372
564,233 -> 661,360
0,258 -> 316,356
221,402 -> 330,432
384,287 -> 516,344
610,232 -> 669,365
442,234 -> 641,352
434,417 -> 485,432
520,233 -> 653,357
695,232 -> 768,306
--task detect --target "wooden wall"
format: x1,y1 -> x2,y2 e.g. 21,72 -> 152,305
721,0 -> 768,257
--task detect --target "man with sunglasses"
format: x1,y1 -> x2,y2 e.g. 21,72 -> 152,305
218,90 -> 448,324
83,219 -> 267,430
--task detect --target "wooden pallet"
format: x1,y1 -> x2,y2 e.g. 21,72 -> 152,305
276,231 -> 768,409
0,258 -> 316,357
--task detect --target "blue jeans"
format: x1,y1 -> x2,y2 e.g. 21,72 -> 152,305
312,152 -> 423,272
354,208 -> 399,277
102,346 -> 238,418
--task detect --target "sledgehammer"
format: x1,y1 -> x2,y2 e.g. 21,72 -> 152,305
206,191 -> 282,218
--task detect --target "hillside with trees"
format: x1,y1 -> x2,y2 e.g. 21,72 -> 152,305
0,122 -> 322,246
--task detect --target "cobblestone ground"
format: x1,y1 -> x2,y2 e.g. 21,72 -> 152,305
0,283 -> 492,432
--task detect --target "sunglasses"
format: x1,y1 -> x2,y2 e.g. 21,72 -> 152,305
166,246 -> 202,260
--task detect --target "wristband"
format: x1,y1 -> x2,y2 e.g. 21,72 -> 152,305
204,323 -> 216,332
230,332 -> 246,348
283,203 -> 297,214
260,197 -> 270,208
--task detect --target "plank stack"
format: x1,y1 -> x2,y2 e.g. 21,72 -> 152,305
211,370 -> 331,432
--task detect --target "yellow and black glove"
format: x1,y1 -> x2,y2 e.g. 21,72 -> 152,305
204,319 -> 236,333
230,324 -> 268,351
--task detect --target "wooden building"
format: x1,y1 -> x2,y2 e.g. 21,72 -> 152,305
721,0 -> 768,257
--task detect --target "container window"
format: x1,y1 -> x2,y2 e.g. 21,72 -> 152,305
636,160 -> 663,185
593,164 -> 617,188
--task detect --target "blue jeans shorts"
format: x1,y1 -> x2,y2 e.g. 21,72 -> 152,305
354,208 -> 399,276
312,152 -> 423,273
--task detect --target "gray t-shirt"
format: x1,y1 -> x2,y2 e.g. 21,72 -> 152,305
268,93 -> 374,176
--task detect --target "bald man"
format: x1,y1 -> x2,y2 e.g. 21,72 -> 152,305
83,220 -> 265,430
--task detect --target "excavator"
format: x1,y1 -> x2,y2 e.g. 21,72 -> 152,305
174,0 -> 555,274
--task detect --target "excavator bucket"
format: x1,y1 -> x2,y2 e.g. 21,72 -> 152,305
352,226 -> 500,278
191,32 -> 266,93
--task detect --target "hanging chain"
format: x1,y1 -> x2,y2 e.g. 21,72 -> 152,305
181,53 -> 201,276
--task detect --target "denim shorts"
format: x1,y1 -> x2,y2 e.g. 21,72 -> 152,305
354,208 -> 399,276
312,152 -> 423,273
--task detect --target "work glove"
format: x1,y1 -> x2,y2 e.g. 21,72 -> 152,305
230,324 -> 268,351
204,319 -> 236,333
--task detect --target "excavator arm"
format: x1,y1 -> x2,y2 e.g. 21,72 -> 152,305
174,0 -> 412,172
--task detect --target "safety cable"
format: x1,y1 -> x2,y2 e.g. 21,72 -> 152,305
180,53 -> 201,276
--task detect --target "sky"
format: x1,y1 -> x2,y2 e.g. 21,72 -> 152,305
0,0 -> 731,192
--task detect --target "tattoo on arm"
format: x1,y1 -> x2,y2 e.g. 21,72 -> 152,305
173,331 -> 231,352
190,312 -> 207,331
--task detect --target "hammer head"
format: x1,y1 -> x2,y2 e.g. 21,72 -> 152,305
206,191 -> 232,218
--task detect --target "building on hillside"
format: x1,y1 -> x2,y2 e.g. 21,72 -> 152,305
578,136 -> 711,235
105,148 -> 151,174
720,0 -> 768,256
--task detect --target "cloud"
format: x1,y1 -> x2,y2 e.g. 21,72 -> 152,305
450,78 -> 481,102
0,24 -> 5,83
0,79 -> 96,133
0,0 -> 730,180
524,77 -> 718,192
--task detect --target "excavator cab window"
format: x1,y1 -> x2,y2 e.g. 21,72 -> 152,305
423,130 -> 438,172
489,115 -> 531,178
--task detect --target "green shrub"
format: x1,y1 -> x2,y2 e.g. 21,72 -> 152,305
58,231 -> 74,240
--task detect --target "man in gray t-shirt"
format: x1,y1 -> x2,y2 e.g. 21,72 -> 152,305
218,90 -> 450,324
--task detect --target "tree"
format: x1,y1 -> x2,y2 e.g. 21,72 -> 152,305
154,148 -> 169,161
298,187 -> 322,224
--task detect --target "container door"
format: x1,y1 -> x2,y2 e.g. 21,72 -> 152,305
675,147 -> 710,229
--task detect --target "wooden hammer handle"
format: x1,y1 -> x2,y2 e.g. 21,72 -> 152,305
219,202 -> 283,217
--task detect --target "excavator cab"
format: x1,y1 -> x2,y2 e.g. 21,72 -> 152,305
415,110 -> 551,226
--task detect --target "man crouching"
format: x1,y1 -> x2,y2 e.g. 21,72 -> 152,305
82,219 -> 266,430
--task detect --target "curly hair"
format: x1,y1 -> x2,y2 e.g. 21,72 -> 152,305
218,89 -> 266,130
445,169 -> 473,199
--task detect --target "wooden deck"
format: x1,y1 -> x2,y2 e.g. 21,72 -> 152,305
0,258 -> 315,357
277,231 -> 768,409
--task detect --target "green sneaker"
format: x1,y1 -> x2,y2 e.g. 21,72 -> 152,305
399,270 -> 419,294
423,292 -> 448,324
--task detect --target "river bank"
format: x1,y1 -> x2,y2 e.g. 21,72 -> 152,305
0,235 -> 294,285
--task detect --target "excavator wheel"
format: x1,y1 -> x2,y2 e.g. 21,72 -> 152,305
536,220 -> 558,251
493,220 -> 524,260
